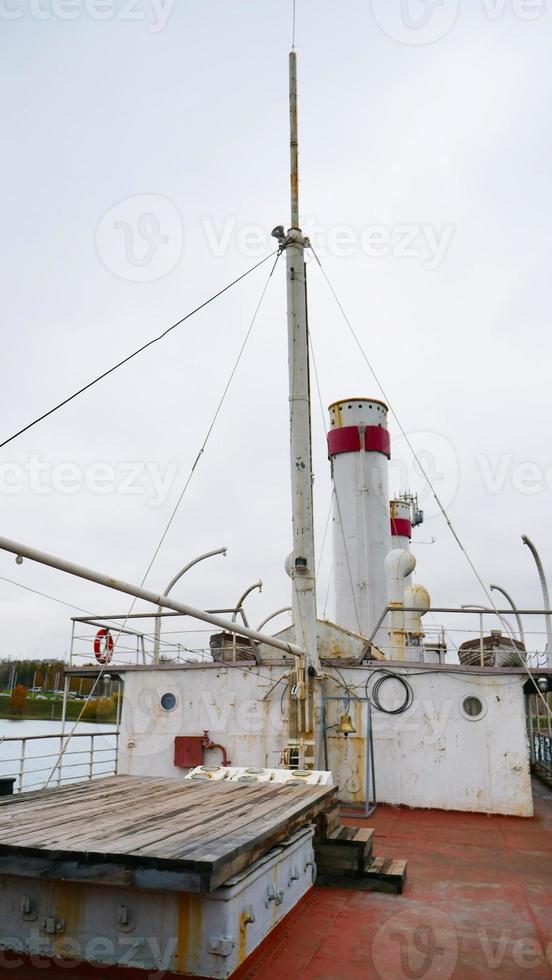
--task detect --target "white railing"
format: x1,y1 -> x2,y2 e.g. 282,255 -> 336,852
0,730 -> 119,794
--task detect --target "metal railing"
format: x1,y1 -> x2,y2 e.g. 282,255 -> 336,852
533,734 -> 552,784
527,690 -> 552,786
0,730 -> 119,794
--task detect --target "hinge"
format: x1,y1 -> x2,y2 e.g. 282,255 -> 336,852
208,936 -> 235,957
41,916 -> 65,935
20,896 -> 37,922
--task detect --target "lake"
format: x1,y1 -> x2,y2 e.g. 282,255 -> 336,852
0,718 -> 118,793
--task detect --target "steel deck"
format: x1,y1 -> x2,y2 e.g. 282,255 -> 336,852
0,775 -> 335,893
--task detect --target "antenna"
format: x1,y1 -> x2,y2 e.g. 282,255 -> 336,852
292,0 -> 296,50
289,50 -> 299,228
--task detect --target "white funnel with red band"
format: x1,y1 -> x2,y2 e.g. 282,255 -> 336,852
390,497 -> 413,592
328,398 -> 391,647
390,498 -> 431,660
390,499 -> 413,552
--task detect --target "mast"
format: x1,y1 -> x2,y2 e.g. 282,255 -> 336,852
284,51 -> 320,680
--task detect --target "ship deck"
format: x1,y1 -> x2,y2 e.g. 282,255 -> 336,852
235,777 -> 552,980
5,779 -> 552,978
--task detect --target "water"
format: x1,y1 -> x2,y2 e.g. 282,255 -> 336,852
0,718 -> 118,793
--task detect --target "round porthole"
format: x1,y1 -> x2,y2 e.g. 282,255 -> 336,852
160,692 -> 177,712
461,695 -> 486,721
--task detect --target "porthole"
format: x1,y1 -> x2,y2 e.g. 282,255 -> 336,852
461,695 -> 486,721
160,692 -> 177,712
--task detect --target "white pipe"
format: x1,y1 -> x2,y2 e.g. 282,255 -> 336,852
384,549 -> 416,661
231,581 -> 263,622
490,583 -> 525,649
153,547 -> 227,662
257,607 -> 293,632
522,535 -> 552,664
0,536 -> 304,658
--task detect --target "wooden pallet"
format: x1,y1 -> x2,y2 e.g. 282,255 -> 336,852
314,825 -> 407,894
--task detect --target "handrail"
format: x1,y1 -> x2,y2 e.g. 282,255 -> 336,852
0,730 -> 118,743
0,729 -> 119,793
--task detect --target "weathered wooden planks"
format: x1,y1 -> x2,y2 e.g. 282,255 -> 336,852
0,775 -> 336,893
314,824 -> 408,894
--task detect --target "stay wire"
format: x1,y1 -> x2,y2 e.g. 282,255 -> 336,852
131,250 -> 281,594
0,575 -> 184,654
44,252 -> 281,786
0,251 -> 278,453
309,325 -> 361,633
310,246 -> 552,718
307,329 -> 334,613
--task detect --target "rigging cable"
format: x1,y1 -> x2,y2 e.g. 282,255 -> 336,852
310,245 -> 552,718
127,250 -> 282,593
43,252 -> 282,786
0,251 -> 278,453
308,326 -> 362,633
0,576 -> 192,656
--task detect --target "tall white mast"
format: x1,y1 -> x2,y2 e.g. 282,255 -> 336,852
281,51 -> 320,678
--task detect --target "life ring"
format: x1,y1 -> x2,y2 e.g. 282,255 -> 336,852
94,628 -> 114,665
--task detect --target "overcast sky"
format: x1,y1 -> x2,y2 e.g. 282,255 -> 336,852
1,0 -> 552,664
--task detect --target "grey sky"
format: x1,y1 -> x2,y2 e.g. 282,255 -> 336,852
1,0 -> 552,663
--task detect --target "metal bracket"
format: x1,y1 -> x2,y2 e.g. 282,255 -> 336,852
288,865 -> 300,886
41,916 -> 65,935
304,859 -> 317,884
243,906 -> 256,925
265,884 -> 284,907
208,936 -> 235,958
116,905 -> 135,933
20,895 -> 37,922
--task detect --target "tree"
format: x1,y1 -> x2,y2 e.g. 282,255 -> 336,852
96,697 -> 116,722
10,685 -> 27,716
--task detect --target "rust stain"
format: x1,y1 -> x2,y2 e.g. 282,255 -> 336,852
238,908 -> 251,965
49,882 -> 83,959
176,892 -> 203,974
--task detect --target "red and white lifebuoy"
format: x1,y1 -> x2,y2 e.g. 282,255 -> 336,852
94,628 -> 114,665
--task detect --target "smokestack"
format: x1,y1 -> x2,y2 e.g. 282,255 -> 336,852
328,398 -> 391,644
390,498 -> 430,661
390,498 -> 413,591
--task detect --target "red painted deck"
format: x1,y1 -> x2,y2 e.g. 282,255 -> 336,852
7,780 -> 552,979
236,778 -> 552,980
